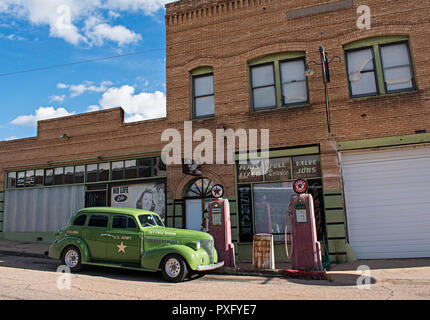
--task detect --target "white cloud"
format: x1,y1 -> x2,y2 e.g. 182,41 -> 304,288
87,105 -> 101,112
10,106 -> 75,127
0,0 -> 175,46
93,85 -> 166,122
49,94 -> 66,102
57,83 -> 69,89
58,80 -> 113,97
86,23 -> 141,46
0,33 -> 26,41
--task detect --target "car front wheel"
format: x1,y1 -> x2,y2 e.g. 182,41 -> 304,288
61,245 -> 82,272
161,254 -> 188,282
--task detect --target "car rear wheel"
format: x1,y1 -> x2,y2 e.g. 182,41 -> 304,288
61,245 -> 82,272
161,254 -> 188,282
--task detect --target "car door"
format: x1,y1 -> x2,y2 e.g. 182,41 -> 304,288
84,214 -> 109,261
106,215 -> 142,265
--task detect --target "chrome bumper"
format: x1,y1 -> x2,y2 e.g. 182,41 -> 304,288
196,261 -> 224,271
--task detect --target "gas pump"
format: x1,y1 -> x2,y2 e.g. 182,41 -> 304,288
283,180 -> 327,279
208,185 -> 236,267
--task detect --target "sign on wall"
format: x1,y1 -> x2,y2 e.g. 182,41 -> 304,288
111,182 -> 166,218
237,154 -> 320,182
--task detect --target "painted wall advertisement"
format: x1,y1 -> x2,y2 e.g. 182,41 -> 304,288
111,182 -> 166,218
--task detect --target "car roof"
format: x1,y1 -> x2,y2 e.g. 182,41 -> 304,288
75,207 -> 159,218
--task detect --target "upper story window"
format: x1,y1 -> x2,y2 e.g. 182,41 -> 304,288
191,67 -> 215,119
344,37 -> 416,98
250,63 -> 277,109
249,53 -> 308,111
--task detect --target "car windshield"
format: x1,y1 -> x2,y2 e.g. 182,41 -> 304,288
138,214 -> 165,227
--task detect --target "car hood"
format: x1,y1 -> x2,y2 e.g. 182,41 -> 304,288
142,226 -> 213,242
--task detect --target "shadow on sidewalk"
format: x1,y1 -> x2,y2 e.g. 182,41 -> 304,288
0,253 -> 203,284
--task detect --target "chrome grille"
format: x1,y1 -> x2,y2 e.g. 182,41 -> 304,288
200,239 -> 214,264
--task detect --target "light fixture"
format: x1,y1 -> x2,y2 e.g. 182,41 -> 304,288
58,133 -> 69,140
304,46 -> 342,134
304,68 -> 315,77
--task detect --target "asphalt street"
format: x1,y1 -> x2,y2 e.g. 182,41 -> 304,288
0,253 -> 429,300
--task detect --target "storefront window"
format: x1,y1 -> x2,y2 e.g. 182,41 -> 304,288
16,171 -> 25,188
98,163 -> 110,181
112,161 -> 125,180
7,172 -> 16,188
6,156 -> 164,189
64,167 -> 74,184
44,169 -> 54,186
34,169 -> 44,186
74,166 -> 85,183
54,167 -> 64,185
125,160 -> 137,179
86,164 -> 98,183
253,182 -> 294,241
236,153 -> 325,242
137,158 -> 152,178
25,170 -> 34,187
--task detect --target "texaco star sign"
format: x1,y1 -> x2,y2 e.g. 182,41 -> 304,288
211,184 -> 224,198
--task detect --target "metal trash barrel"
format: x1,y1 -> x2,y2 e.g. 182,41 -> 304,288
252,233 -> 275,270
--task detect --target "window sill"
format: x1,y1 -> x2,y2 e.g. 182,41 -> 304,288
350,89 -> 420,103
191,115 -> 215,122
250,103 -> 311,114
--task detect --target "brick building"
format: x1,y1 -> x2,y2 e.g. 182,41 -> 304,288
1,0 -> 429,263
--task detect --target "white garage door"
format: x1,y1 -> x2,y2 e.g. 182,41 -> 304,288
341,144 -> 430,259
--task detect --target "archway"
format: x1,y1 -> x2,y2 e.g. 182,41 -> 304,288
183,177 -> 215,231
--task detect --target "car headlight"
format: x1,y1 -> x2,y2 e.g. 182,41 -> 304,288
196,240 -> 201,250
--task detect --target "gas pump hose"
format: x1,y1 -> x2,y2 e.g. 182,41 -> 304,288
284,209 -> 293,259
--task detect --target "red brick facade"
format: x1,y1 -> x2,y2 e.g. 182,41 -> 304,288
0,0 -> 429,262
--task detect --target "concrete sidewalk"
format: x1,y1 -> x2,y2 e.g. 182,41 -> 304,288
1,239 -> 430,286
0,239 -> 50,259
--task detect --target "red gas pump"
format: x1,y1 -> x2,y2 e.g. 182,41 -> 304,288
283,180 -> 328,280
208,185 -> 236,267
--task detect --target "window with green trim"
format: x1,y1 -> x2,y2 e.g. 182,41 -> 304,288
191,67 -> 215,119
249,53 -> 308,111
5,156 -> 165,189
344,37 -> 416,98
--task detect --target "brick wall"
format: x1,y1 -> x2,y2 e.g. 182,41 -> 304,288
165,0 -> 430,194
0,108 -> 168,189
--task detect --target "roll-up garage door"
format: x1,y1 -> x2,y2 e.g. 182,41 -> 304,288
340,144 -> 430,259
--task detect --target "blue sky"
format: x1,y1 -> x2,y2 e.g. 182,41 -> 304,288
0,0 -> 176,141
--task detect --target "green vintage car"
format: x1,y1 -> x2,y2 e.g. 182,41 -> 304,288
49,207 -> 224,282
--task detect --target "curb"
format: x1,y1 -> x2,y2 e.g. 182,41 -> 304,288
212,266 -> 287,278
